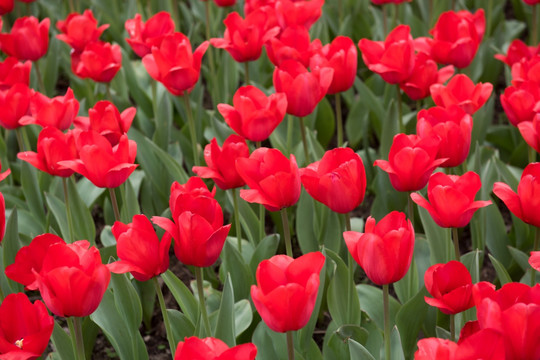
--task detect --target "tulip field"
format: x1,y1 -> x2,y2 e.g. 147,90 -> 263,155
1,0 -> 540,358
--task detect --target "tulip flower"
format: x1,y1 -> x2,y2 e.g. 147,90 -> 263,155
430,74 -> 493,115
251,251 -> 325,332
374,133 -> 447,192
0,83 -> 33,130
358,24 -> 415,84
416,106 -> 473,167
0,16 -> 50,61
142,32 -> 209,96
0,57 -> 31,88
510,55 -> 540,86
495,39 -> 540,67
344,211 -> 414,285
530,251 -> 540,271
523,0 -> 540,5
210,10 -> 280,63
125,12 -> 175,58
19,88 -> 80,131
236,147 -> 301,211
192,135 -> 250,190
0,159 -> 10,183
17,127 -> 78,178
245,0 -> 276,14
414,338 -> 457,360
217,85 -> 287,142
202,0 -> 236,6
58,131 -> 138,189
33,239 -> 111,317
0,0 -> 13,15
108,215 -> 171,282
56,10 -> 109,51
71,41 -> 122,83
500,81 -> 540,126
493,162 -> 540,227
273,59 -> 333,117
265,25 -> 322,67
411,171 -> 491,228
300,147 -> 366,213
169,177 -> 216,214
0,293 -> 54,360
429,9 -> 485,68
274,0 -> 324,29
174,337 -> 257,360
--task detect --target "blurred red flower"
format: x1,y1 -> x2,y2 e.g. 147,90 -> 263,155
56,9 -> 109,51
0,16 -> 49,61
125,12 -> 175,58
71,41 -> 122,83
19,88 -> 79,131
174,337 -> 257,360
430,74 -> 492,115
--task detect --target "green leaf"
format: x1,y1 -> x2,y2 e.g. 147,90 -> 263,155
348,339 -> 376,360
43,39 -> 60,96
214,274 -> 236,346
233,300 -> 253,337
252,322 -> 286,360
396,287 -> 429,358
219,239 -> 253,301
110,273 -> 142,331
393,256 -> 419,304
2,208 -> 22,294
508,246 -> 531,272
67,177 -> 96,243
418,206 -> 453,264
249,234 -> 280,274
462,250 -> 482,284
356,284 -> 401,331
296,190 -> 320,253
162,270 -> 199,324
489,254 -> 512,285
390,326 -> 406,360
336,324 -> 369,345
76,177 -> 106,208
167,309 -> 195,344
121,178 -> 142,223
227,190 -> 260,245
51,321 -> 75,360
20,162 -> 45,229
314,97 -> 335,148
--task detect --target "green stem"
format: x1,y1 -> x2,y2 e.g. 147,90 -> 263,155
15,129 -> 25,152
183,95 -> 200,166
255,141 -> 265,243
170,0 -> 180,30
63,177 -> 75,243
486,0 -> 493,36
286,115 -> 294,156
195,266 -> 212,337
383,284 -> 391,360
533,4 -> 538,46
105,83 -> 112,101
335,93 -> 343,147
244,62 -> 250,85
345,213 -> 354,320
232,188 -> 242,254
67,317 -> 85,360
393,3 -> 398,27
109,188 -> 121,223
0,281 -> 5,302
532,227 -> 540,286
529,145 -> 537,164
286,331 -> 295,360
396,85 -> 404,133
428,0 -> 433,27
281,208 -> 292,257
337,0 -> 343,25
33,60 -> 46,94
453,227 -> 460,261
449,314 -> 455,342
382,5 -> 388,38
408,192 -> 415,229
204,0 -> 219,105
68,0 -> 75,12
298,117 -> 310,164
154,277 -> 176,355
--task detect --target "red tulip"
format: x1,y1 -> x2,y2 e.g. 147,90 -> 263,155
58,131 -> 138,188
530,251 -> 540,272
5,233 -> 65,290
74,100 -> 135,146
236,147 -> 301,211
274,0 -> 324,29
108,215 -> 171,282
0,293 -> 54,360
399,52 -> 454,101
523,0 -> 540,5
217,85 -> 287,142
424,260 -> 475,315
416,106 -> 473,168
374,133 -> 446,192
71,41 -> 122,83
202,0 -> 236,6
142,32 -> 209,96
429,9 -> 485,68
192,135 -> 250,190
500,81 -> 540,126
0,158 -> 11,183
19,88 -> 79,131
0,0 -> 13,15
210,10 -> 279,63
493,162 -> 540,227
411,171 -> 491,228
495,39 -> 540,67
251,252 -> 325,332
0,83 -> 33,130
510,55 -> 540,86
300,147 -> 366,213
245,0 -> 276,14
34,240 -> 111,317
344,211 -> 414,285
430,74 -> 493,115
358,24 -> 415,84
265,25 -> 322,67
174,337 -> 257,360
125,12 -> 175,58
56,10 -> 109,51
415,338 -> 456,360
0,16 -> 49,61
273,59 -> 333,117
310,36 -> 357,94
17,127 -> 78,177
0,57 -> 31,88
169,177 -> 216,217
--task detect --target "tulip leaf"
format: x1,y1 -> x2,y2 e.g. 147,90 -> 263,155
314,97 -> 335,148
418,206 -> 453,264
162,270 -> 199,324
390,326 -> 406,360
219,239 -> 253,301
1,208 -> 22,292
51,321 -> 76,360
252,322 -> 286,360
152,85 -> 173,150
336,324 -> 369,345
488,254 -> 513,285
234,300 -> 253,337
20,162 -> 46,229
167,309 -> 195,345
348,339 -> 376,360
395,287 -> 429,358
249,233 -> 280,275
110,273 -> 143,331
67,177 -> 96,243
76,177 -> 106,208
296,190 -> 320,253
324,325 -> 351,360
226,190 -> 260,246
121,178 -> 141,223
121,51 -> 153,117
461,250 -> 482,284
133,279 -> 156,331
356,284 -> 401,331
214,274 -> 236,346
508,246 -> 531,272
393,256 -> 419,304
345,98 -> 370,148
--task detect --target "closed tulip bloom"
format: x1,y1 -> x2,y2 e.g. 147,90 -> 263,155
19,88 -> 79,131
310,36 -> 357,94
169,177 -> 216,217
71,41 -> 122,83
34,240 -> 111,317
411,171 -> 491,228
142,32 -> 209,96
175,337 -> 257,360
300,147 -> 366,213
125,12 -> 175,58
0,83 -> 33,130
416,106 -> 473,167
0,293 -> 54,360
430,9 -> 485,68
0,0 -> 13,15
273,59 -> 333,117
430,74 -> 493,115
251,252 -> 325,332
493,162 -> 540,227
59,131 -> 138,188
0,16 -> 49,61
501,81 -> 540,126
274,0 -> 324,29
0,57 -> 31,88
108,215 -> 171,282
400,52 -> 454,101
374,133 -> 447,192
236,147 -> 301,211
265,25 -> 322,67
344,211 -> 414,285
192,135 -> 250,190
18,127 -> 78,177
217,85 -> 287,142
211,10 -> 279,63
56,10 -> 109,51
358,24 -> 415,84
495,39 -> 540,67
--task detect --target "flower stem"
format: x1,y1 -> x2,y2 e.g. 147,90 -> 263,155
453,227 -> 460,261
486,0 -> 493,36
396,85 -> 404,133
449,314 -> 455,342
67,317 -> 85,360
382,5 -> 388,37
335,93 -> 343,147
299,117 -> 310,164
345,213 -> 354,320
383,284 -> 391,360
244,62 -> 250,85
63,177 -> 75,243
15,129 -> 25,152
154,277 -> 176,355
408,192 -> 415,229
529,145 -> 537,164
108,188 -> 121,223
232,188 -> 242,254
0,282 -> 5,302
170,0 -> 180,29
255,141 -> 266,243
33,60 -> 46,94
286,331 -> 295,360
183,95 -> 200,166
204,1 -> 219,105
195,266 -> 212,337
532,227 -> 540,286
281,208 -> 292,257
286,115 -> 294,156
533,4 -> 538,46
